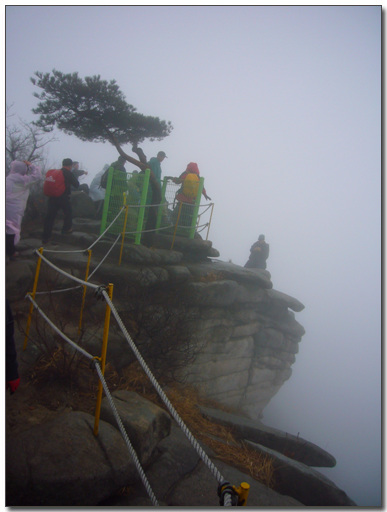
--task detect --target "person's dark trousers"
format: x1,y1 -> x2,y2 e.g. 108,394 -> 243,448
42,195 -> 73,242
6,234 -> 16,257
143,185 -> 161,246
143,205 -> 157,246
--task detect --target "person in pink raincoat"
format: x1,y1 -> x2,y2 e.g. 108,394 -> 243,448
6,160 -> 42,259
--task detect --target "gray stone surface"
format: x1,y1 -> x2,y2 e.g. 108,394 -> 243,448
6,411 -> 136,506
245,441 -> 356,506
6,259 -> 35,301
266,288 -> 305,312
7,217 -> 306,431
199,406 -> 336,467
102,423 -> 304,507
100,390 -> 171,465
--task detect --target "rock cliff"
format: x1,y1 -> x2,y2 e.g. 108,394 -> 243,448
5,191 -> 355,506
9,201 -> 305,420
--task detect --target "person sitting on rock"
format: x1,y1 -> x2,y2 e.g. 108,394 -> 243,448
244,234 -> 270,269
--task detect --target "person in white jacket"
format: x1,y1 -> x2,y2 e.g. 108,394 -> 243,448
6,160 -> 42,259
89,164 -> 108,218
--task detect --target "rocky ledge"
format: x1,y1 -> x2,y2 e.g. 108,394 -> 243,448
6,391 -> 356,507
6,210 -> 356,506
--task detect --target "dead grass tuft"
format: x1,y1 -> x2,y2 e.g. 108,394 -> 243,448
29,356 -> 276,489
163,385 -> 276,489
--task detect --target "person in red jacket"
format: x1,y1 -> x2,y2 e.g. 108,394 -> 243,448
42,158 -> 79,244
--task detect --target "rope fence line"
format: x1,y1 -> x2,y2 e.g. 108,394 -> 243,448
93,362 -> 159,506
88,233 -> 121,280
43,206 -> 126,254
87,207 -> 126,250
23,248 -> 236,506
24,293 -> 159,506
25,294 -> 94,361
102,289 -> 230,491
21,179 -> 240,505
33,250 -> 100,290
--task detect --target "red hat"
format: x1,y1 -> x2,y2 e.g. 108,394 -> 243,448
186,162 -> 199,174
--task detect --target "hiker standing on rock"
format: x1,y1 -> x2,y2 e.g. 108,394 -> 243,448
42,158 -> 79,244
6,160 -> 42,260
71,161 -> 89,194
89,164 -> 108,219
244,234 -> 270,269
132,145 -> 166,246
167,162 -> 212,203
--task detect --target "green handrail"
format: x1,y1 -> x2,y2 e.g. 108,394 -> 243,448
188,177 -> 204,239
136,169 -> 150,245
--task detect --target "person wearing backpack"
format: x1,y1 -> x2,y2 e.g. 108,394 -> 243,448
168,162 -> 212,204
166,162 -> 211,229
42,158 -> 79,244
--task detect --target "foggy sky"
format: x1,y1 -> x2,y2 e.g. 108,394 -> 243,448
4,5 -> 381,506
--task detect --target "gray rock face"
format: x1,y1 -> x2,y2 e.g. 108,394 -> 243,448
7,223 -> 306,420
245,441 -> 356,506
100,390 -> 171,465
70,190 -> 97,218
6,411 -> 136,506
6,209 -> 356,507
101,423 -> 304,507
199,406 -> 336,467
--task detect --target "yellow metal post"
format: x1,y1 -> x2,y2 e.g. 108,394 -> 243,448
78,249 -> 92,335
171,202 -> 183,250
23,247 -> 44,351
119,205 -> 129,266
233,482 -> 250,506
94,283 -> 113,436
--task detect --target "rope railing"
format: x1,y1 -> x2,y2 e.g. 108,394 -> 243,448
93,362 -> 159,506
24,293 -> 159,506
43,206 -> 126,254
88,233 -> 121,280
21,179 -> 240,505
32,250 -> 100,290
101,289 -> 231,494
23,249 -> 237,506
25,294 -> 94,360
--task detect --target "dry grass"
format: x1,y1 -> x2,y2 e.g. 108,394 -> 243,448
163,384 -> 276,489
29,355 -> 276,489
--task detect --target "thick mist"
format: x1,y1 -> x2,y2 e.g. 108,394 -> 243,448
5,5 -> 381,506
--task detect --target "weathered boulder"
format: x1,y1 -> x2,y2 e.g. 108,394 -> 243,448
154,232 -> 220,259
6,260 -> 36,301
245,441 -> 356,506
100,390 -> 171,466
266,288 -> 305,312
6,411 -> 137,506
7,225 -> 306,422
83,328 -> 135,371
187,259 -> 273,288
199,406 -> 336,467
70,190 -> 97,218
101,423 -> 304,507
